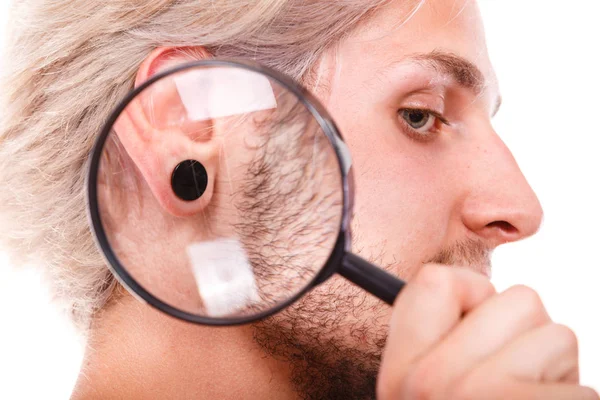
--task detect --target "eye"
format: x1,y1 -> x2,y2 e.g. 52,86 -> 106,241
398,108 -> 449,139
400,109 -> 435,131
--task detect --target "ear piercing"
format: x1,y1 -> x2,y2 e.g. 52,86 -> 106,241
171,160 -> 208,201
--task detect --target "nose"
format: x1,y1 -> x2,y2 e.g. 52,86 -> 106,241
460,126 -> 544,248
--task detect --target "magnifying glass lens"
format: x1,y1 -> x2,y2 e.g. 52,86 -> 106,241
93,63 -> 345,322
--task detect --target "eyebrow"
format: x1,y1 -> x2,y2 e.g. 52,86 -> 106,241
386,50 -> 502,116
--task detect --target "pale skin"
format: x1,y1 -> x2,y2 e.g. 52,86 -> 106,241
72,0 -> 599,399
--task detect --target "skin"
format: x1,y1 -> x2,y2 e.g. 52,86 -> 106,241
72,0 -> 599,399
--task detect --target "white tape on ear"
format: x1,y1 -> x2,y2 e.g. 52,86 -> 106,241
174,67 -> 277,122
186,238 -> 260,318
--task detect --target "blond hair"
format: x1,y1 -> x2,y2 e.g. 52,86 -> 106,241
0,0 -> 388,330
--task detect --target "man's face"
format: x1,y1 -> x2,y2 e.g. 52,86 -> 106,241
326,0 -> 542,279
253,0 -> 543,397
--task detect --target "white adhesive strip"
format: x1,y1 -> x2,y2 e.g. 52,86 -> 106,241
186,238 -> 260,318
174,67 -> 277,122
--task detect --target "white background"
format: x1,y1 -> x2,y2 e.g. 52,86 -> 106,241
0,1 -> 598,398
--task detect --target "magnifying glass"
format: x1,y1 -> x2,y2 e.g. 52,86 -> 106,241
86,60 -> 405,326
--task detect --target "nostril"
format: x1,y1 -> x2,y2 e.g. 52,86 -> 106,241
486,220 -> 518,235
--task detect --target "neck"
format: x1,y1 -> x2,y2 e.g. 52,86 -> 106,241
71,296 -> 298,400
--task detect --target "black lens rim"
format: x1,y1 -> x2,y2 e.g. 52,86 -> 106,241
86,59 -> 354,326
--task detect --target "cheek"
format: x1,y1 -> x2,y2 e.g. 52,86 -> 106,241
352,146 -> 447,253
332,105 -> 455,269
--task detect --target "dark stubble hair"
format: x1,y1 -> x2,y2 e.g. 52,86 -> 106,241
252,238 -> 491,400
233,94 -> 386,399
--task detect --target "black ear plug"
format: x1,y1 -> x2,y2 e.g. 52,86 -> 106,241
171,160 -> 208,201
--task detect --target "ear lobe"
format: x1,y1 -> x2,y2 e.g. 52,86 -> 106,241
111,46 -> 219,217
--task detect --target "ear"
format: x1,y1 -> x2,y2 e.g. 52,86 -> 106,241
113,46 -> 218,217
134,47 -> 212,89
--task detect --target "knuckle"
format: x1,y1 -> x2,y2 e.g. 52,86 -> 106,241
551,323 -> 579,354
417,263 -> 447,285
478,277 -> 497,297
416,264 -> 455,297
416,264 -> 495,307
580,387 -> 600,400
507,285 -> 547,321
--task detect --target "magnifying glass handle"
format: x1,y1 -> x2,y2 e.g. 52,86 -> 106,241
339,252 -> 406,305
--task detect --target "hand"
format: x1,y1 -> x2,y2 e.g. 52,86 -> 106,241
377,264 -> 599,400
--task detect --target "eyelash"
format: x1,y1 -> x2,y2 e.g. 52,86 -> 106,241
397,108 -> 450,142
